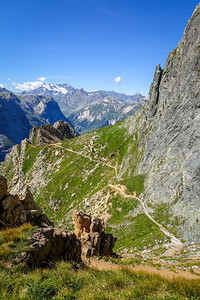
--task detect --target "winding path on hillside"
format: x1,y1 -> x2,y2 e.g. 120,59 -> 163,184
52,143 -> 119,178
52,142 -> 183,251
108,184 -> 183,248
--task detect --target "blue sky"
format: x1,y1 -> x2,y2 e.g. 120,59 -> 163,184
0,0 -> 199,96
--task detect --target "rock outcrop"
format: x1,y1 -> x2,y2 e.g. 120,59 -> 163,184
147,64 -> 163,118
29,120 -> 77,146
0,176 -> 52,228
0,179 -> 117,267
24,228 -> 81,267
73,211 -> 117,258
22,211 -> 117,267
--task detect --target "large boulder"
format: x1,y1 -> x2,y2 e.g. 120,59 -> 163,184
20,211 -> 117,267
24,227 -> 81,267
18,187 -> 42,213
73,211 -> 117,258
29,120 -> 77,146
0,176 -> 53,228
0,194 -> 26,226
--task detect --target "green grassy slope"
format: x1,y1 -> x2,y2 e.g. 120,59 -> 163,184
1,111 -> 178,255
0,225 -> 200,300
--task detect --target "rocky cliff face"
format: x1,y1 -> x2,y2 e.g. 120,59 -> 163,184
121,3 -> 200,241
0,89 -> 32,161
18,94 -> 71,126
29,120 -> 78,146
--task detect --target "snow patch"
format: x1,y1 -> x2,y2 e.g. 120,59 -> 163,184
43,84 -> 68,94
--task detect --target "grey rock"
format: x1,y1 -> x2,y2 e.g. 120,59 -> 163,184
122,3 -> 200,241
0,89 -> 32,161
24,227 -> 81,267
147,64 -> 163,118
29,120 -> 77,146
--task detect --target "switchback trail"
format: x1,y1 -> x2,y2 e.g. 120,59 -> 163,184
109,184 -> 183,248
52,142 -> 183,251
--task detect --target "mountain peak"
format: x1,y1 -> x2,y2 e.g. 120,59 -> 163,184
29,120 -> 77,146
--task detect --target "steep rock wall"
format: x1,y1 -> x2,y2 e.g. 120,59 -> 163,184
134,4 -> 200,241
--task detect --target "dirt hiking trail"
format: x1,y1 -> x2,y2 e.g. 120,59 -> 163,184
52,143 -> 183,255
85,257 -> 200,281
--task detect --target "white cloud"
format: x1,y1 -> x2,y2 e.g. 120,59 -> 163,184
37,76 -> 46,82
12,81 -> 43,91
114,76 -> 121,84
0,83 -> 5,88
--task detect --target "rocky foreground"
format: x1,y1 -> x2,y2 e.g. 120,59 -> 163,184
0,176 -> 117,267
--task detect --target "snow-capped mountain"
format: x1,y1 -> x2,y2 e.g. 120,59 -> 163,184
22,83 -> 75,98
22,83 -> 147,134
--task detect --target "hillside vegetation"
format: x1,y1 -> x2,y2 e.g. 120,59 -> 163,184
0,225 -> 200,300
1,113 -> 180,256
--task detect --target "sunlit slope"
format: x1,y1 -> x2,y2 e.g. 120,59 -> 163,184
2,107 -> 179,254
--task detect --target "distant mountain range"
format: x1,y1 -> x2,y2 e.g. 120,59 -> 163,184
68,96 -> 147,134
22,83 -> 147,134
0,88 -> 69,161
0,84 -> 146,161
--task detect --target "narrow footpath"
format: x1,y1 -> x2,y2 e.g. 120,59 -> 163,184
52,142 -> 183,251
52,143 -> 118,178
85,257 -> 200,280
108,184 -> 183,249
